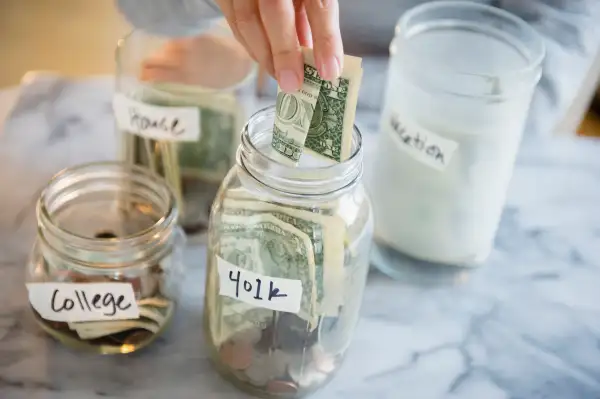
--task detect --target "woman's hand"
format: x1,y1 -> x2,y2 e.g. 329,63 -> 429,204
215,0 -> 343,92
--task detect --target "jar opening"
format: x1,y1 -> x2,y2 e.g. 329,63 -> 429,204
238,106 -> 363,197
116,26 -> 257,93
37,162 -> 178,269
394,1 -> 545,99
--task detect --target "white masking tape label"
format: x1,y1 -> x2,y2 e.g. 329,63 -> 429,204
217,256 -> 303,314
386,111 -> 459,171
26,283 -> 140,322
113,93 -> 200,142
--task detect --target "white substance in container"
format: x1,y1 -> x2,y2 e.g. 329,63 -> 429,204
366,2 -> 545,271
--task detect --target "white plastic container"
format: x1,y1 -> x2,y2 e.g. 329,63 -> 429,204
367,1 -> 544,276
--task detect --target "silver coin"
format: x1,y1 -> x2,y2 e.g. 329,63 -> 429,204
266,380 -> 299,395
244,352 -> 271,386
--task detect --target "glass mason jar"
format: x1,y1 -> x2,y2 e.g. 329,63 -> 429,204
114,20 -> 257,236
204,107 -> 373,397
366,1 -> 545,279
25,162 -> 186,354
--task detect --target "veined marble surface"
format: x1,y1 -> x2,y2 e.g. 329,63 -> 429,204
1,75 -> 600,399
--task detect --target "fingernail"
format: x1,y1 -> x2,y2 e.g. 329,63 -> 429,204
278,69 -> 300,93
320,56 -> 340,81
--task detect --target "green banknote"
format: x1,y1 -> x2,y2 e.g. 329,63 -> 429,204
216,214 -> 318,328
221,198 -> 345,316
270,48 -> 323,166
271,49 -> 363,165
138,83 -> 243,183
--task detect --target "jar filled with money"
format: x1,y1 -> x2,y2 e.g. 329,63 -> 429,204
204,100 -> 373,397
366,2 -> 544,279
25,162 -> 186,354
114,20 -> 257,236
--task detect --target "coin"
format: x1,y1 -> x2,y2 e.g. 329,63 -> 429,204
266,380 -> 299,395
244,352 -> 271,386
229,341 -> 253,370
232,327 -> 262,345
219,342 -> 234,366
288,365 -> 328,389
311,345 -> 336,374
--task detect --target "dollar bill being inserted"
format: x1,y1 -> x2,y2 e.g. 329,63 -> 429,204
270,48 -> 323,166
270,48 -> 363,165
305,55 -> 363,163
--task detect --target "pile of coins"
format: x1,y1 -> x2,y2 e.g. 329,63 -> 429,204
214,312 -> 340,397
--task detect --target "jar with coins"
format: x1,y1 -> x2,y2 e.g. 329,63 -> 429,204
25,162 -> 186,354
114,20 -> 257,236
204,107 -> 373,397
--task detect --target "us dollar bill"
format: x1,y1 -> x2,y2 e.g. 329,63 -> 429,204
221,198 -> 346,316
270,49 -> 363,165
216,214 -> 318,329
270,48 -> 323,166
305,54 -> 363,163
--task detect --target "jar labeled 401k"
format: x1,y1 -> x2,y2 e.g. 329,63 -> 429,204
25,162 -> 185,354
204,107 -> 373,397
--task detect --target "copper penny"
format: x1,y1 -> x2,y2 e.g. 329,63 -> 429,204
219,342 -> 234,366
229,342 -> 254,370
266,380 -> 299,395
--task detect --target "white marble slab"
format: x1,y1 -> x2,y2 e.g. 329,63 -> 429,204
1,75 -> 600,399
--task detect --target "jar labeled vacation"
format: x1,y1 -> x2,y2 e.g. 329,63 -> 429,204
204,106 -> 373,397
367,1 -> 545,277
25,162 -> 185,354
114,21 -> 257,235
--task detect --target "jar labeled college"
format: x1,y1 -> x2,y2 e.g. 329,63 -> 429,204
25,162 -> 185,354
114,21 -> 257,235
204,107 -> 373,397
366,1 -> 545,277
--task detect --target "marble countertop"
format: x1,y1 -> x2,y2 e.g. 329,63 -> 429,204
1,75 -> 600,399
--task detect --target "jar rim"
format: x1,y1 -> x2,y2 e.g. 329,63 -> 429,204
38,161 -> 178,252
238,106 -> 364,197
115,26 -> 258,94
395,1 -> 545,82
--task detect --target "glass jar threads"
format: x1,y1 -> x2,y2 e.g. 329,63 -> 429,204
366,1 -> 545,277
204,107 -> 373,397
114,21 -> 257,235
25,162 -> 186,354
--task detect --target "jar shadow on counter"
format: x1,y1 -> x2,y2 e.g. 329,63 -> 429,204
369,241 -> 474,287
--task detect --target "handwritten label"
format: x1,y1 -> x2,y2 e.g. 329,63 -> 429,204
26,283 -> 140,322
112,93 -> 200,142
216,257 -> 303,314
387,112 -> 459,171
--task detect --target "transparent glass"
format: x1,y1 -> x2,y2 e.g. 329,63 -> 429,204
204,107 -> 373,398
115,21 -> 257,235
26,162 -> 186,354
367,1 -> 545,281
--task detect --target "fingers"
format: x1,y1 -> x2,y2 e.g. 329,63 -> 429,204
258,0 -> 303,93
294,0 -> 313,48
305,0 -> 343,81
232,0 -> 275,76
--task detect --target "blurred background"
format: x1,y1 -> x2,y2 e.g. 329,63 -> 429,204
1,0 -> 599,137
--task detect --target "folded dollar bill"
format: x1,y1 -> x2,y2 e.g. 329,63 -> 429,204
271,48 -> 363,166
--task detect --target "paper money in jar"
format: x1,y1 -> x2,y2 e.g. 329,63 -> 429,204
203,48 -> 373,398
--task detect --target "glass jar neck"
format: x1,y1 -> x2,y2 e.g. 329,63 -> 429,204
37,162 -> 178,273
237,106 -> 364,200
